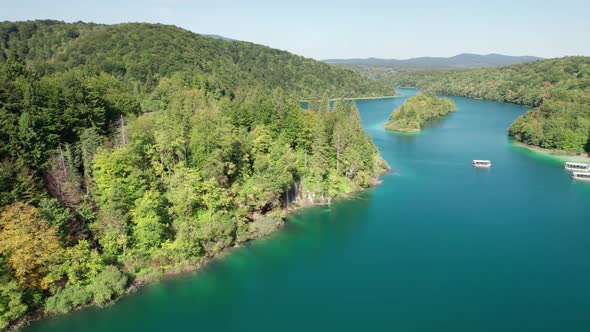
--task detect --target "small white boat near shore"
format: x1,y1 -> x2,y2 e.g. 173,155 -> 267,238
572,172 -> 590,182
472,160 -> 492,168
565,162 -> 589,172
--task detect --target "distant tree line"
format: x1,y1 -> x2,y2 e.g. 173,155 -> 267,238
380,57 -> 590,153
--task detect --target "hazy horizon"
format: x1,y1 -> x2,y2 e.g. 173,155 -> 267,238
321,53 -> 544,61
1,0 -> 589,60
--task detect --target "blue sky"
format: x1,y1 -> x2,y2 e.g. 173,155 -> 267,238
1,0 -> 588,60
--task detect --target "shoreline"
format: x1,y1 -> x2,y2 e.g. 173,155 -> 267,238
337,94 -> 400,101
511,141 -> 590,163
10,167 -> 390,331
384,126 -> 421,134
300,94 -> 401,104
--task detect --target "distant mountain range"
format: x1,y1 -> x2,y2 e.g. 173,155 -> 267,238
203,34 -> 236,41
323,53 -> 543,69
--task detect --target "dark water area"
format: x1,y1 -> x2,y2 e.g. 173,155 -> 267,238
26,88 -> 590,332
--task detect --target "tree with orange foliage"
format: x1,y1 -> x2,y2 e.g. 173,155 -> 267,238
0,202 -> 63,289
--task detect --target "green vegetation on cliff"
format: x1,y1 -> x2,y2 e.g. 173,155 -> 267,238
384,92 -> 455,132
0,20 -> 390,328
385,57 -> 590,153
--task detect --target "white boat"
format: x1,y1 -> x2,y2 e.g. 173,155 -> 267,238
565,162 -> 589,172
472,160 -> 491,168
572,172 -> 590,182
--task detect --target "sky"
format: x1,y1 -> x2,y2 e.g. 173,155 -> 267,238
1,0 -> 589,60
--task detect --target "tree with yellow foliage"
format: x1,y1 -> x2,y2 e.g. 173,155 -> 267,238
0,202 -> 62,289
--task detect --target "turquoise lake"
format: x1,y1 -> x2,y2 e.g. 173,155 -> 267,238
26,88 -> 590,331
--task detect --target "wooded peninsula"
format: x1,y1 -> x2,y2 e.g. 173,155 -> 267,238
0,20 -> 391,328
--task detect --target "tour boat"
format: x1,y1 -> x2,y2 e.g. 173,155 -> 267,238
572,172 -> 590,182
472,160 -> 492,168
565,162 -> 589,172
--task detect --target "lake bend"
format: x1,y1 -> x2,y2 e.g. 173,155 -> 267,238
25,88 -> 590,332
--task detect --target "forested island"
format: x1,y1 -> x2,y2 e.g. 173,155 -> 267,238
384,92 -> 455,132
0,20 -> 391,329
383,57 -> 590,153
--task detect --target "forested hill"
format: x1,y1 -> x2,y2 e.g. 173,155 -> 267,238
387,57 -> 590,153
0,20 -> 390,328
0,20 -> 391,99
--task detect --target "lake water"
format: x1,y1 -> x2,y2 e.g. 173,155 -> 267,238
26,88 -> 590,331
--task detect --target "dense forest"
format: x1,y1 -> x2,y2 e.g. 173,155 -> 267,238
0,20 -> 392,99
0,21 -> 390,329
384,57 -> 590,153
384,92 -> 455,132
